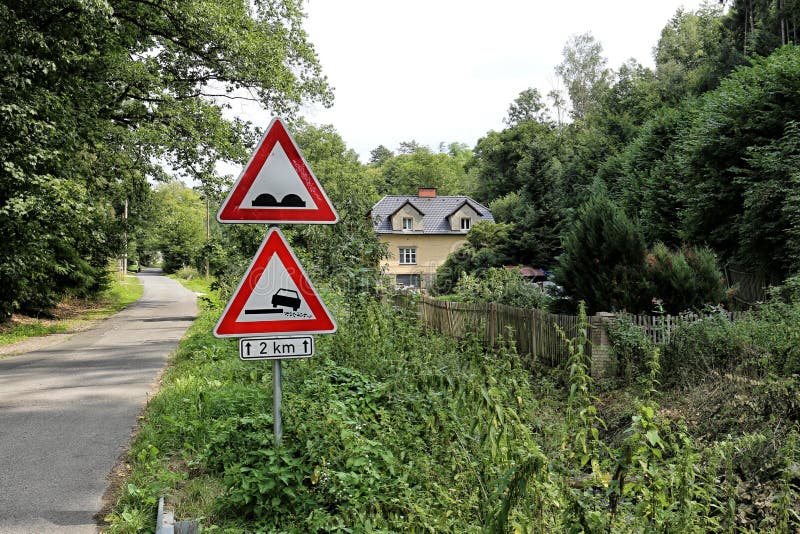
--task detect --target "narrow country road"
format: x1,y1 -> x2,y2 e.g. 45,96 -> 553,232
0,269 -> 197,533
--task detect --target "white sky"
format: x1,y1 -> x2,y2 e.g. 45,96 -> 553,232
229,1 -> 708,164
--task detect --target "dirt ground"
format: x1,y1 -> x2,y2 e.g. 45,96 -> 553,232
0,298 -> 107,356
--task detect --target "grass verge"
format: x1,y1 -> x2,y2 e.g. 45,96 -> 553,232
0,274 -> 144,348
168,273 -> 214,295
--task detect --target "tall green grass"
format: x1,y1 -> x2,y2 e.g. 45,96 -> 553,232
105,289 -> 800,533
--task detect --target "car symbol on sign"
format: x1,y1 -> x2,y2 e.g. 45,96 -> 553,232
271,288 -> 301,311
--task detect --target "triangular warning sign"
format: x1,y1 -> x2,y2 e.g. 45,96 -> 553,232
213,228 -> 337,337
217,117 -> 339,224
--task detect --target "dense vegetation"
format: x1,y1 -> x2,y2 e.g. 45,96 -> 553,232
431,3 -> 800,311
0,0 -> 330,319
107,278 -> 799,532
5,1 -> 800,317
4,1 -> 800,531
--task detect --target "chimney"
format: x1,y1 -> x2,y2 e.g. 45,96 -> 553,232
418,187 -> 437,198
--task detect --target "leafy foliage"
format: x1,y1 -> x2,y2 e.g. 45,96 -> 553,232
452,268 -> 551,309
433,221 -> 513,295
371,146 -> 474,196
555,32 -> 612,122
556,193 -> 649,313
678,46 -> 800,278
147,182 -> 206,274
106,274 -> 800,532
0,0 -> 330,319
645,243 -> 728,314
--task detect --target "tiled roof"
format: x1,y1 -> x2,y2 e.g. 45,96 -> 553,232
371,195 -> 494,234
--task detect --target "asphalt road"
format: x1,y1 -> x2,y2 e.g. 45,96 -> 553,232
0,269 -> 197,533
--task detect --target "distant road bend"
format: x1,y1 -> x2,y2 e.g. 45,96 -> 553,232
0,268 -> 197,534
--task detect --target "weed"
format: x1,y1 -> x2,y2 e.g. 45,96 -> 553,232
105,281 -> 800,532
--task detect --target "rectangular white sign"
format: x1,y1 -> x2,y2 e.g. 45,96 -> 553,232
239,336 -> 314,361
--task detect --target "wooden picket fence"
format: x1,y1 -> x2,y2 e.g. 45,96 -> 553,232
616,310 -> 748,345
395,294 -> 748,370
397,295 -> 587,367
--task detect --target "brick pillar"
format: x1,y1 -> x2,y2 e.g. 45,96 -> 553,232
590,312 -> 616,379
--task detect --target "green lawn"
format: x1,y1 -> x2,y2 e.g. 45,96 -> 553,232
167,273 -> 214,295
0,274 -> 143,347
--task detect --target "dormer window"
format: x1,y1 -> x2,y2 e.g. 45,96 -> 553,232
402,217 -> 413,230
460,217 -> 471,230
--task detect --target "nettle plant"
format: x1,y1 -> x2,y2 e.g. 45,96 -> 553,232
486,302 -> 797,533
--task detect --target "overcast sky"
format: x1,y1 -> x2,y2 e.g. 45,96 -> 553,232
229,1 -> 708,164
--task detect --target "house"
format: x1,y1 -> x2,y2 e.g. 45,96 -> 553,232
370,188 -> 494,288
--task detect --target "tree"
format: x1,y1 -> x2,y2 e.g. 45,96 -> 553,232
397,140 -> 428,155
556,193 -> 650,313
465,220 -> 513,251
593,60 -> 661,150
654,5 -> 741,105
472,117 -> 565,267
472,120 -> 559,202
608,105 -> 689,247
739,120 -> 800,276
377,151 -> 472,196
432,220 -> 512,295
0,0 -> 330,318
548,89 -> 568,126
646,243 -> 727,314
369,145 -> 394,166
555,32 -> 612,122
678,46 -> 800,278
723,0 -> 800,56
150,181 -> 206,273
504,88 -> 550,125
286,121 -> 386,289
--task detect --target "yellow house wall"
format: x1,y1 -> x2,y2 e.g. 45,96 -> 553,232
379,234 -> 468,287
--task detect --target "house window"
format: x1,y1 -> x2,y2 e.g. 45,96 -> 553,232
396,274 -> 421,287
399,247 -> 417,265
402,217 -> 413,230
460,217 -> 471,230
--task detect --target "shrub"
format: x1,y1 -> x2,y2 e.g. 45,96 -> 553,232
645,243 -> 727,314
433,245 -> 505,295
452,267 -> 551,309
736,274 -> 800,375
609,316 -> 655,381
661,313 -> 750,386
174,265 -> 201,281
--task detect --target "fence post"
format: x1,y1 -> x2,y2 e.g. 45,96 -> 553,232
590,312 -> 616,379
488,302 -> 496,346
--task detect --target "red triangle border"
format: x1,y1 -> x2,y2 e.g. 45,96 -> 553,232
213,228 -> 337,337
217,117 -> 339,224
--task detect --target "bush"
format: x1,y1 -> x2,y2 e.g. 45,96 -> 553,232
736,274 -> 800,375
661,313 -> 751,386
645,243 -> 727,314
433,245 -> 505,296
452,267 -> 551,309
608,316 -> 656,381
174,265 -> 201,281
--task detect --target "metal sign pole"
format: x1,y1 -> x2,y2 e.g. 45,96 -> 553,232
273,359 -> 282,445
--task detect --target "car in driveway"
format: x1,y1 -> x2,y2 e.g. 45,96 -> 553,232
271,288 -> 301,311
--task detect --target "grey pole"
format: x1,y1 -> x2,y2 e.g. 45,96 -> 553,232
273,359 -> 282,445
